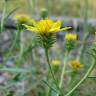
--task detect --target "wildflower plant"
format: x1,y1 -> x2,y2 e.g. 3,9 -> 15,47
65,33 -> 77,52
64,36 -> 96,96
1,4 -> 96,96
13,14 -> 31,25
69,60 -> 83,71
51,59 -> 61,67
68,60 -> 83,91
23,19 -> 71,49
23,14 -> 71,94
51,59 -> 61,72
12,14 -> 32,61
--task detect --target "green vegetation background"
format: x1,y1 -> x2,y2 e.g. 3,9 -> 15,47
0,0 -> 96,18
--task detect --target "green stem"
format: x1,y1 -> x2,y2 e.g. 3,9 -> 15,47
6,90 -> 14,96
77,0 -> 89,63
68,71 -> 77,96
6,28 -> 21,58
46,80 -> 51,96
45,67 -> 50,96
44,48 -> 60,94
77,32 -> 89,61
56,52 -> 68,96
60,52 -> 68,88
20,30 -> 23,60
30,49 -> 35,65
65,59 -> 95,96
27,0 -> 33,14
0,0 -> 7,32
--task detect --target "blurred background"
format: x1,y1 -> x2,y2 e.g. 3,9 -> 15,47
0,0 -> 96,96
0,0 -> 96,18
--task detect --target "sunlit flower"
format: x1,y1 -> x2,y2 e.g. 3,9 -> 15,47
23,19 -> 71,35
13,14 -> 30,24
65,33 -> 77,41
51,59 -> 61,66
69,60 -> 83,71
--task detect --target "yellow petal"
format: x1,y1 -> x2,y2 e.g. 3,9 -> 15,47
23,24 -> 38,32
37,19 -> 54,32
45,19 -> 54,31
49,28 -> 60,33
29,19 -> 37,26
36,20 -> 46,32
60,27 -> 72,31
52,20 -> 61,29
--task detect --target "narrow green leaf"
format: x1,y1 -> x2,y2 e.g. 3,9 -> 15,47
0,67 -> 32,73
42,80 -> 59,94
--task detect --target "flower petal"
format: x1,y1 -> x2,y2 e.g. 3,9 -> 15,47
49,28 -> 60,33
60,27 -> 72,31
23,24 -> 38,32
52,20 -> 61,29
29,19 -> 37,26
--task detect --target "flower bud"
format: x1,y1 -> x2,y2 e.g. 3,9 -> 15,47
40,8 -> 48,19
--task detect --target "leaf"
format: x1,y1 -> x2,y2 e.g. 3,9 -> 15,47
5,7 -> 19,22
87,44 -> 96,59
88,76 -> 96,78
42,80 -> 59,94
0,67 -> 32,73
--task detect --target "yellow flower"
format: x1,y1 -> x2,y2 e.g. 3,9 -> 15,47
23,19 -> 71,34
69,60 -> 83,71
65,33 -> 77,41
13,14 -> 30,24
51,59 -> 61,66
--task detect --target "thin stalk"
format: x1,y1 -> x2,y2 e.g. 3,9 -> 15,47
6,27 -> 21,58
56,52 -> 68,96
45,70 -> 50,96
42,80 -> 58,94
0,0 -> 7,32
59,52 -> 68,88
46,86 -> 50,96
45,48 -> 58,88
27,0 -> 34,14
20,31 -> 23,60
77,32 -> 89,61
30,49 -> 35,65
65,59 -> 96,96
77,0 -> 89,63
68,71 -> 78,96
44,48 -> 62,95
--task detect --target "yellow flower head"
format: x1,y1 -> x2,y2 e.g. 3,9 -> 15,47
65,33 -> 77,41
13,14 -> 30,24
51,59 -> 61,66
23,19 -> 71,34
69,60 -> 83,71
